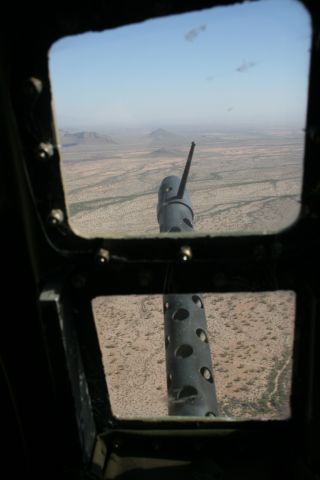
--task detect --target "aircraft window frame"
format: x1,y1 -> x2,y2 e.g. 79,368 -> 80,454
11,0 -> 320,472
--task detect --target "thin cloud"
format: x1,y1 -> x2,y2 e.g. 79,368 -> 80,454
236,61 -> 257,73
185,24 -> 206,42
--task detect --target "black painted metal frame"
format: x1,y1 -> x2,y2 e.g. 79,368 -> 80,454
7,0 -> 320,474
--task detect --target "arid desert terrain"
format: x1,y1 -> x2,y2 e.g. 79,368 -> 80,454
59,127 -> 303,419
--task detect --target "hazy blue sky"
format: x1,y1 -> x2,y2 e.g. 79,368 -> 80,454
49,0 -> 311,131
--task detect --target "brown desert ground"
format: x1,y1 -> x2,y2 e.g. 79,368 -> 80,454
92,291 -> 294,419
60,128 -> 302,419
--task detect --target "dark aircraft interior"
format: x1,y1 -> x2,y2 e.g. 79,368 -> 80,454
1,1 -> 319,478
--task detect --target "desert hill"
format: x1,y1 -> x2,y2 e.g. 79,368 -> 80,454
60,130 -> 117,147
147,128 -> 186,146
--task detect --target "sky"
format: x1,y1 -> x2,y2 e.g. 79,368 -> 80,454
49,0 -> 311,132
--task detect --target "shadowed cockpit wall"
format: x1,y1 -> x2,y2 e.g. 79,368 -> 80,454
0,1 -> 319,479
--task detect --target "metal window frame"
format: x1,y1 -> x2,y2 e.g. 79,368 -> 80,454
8,0 -> 320,473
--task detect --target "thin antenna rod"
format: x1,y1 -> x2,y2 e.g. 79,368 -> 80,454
177,141 -> 195,199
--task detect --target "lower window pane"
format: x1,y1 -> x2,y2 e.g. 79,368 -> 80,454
92,291 -> 295,419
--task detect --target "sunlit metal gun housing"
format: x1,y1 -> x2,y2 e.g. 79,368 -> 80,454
157,143 -> 219,416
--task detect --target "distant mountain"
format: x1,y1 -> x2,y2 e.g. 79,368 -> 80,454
145,147 -> 182,158
59,130 -> 117,147
147,128 -> 185,146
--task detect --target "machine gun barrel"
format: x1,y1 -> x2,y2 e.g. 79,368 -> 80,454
177,141 -> 195,199
157,143 -> 219,416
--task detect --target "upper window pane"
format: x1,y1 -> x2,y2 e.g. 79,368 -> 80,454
49,0 -> 311,238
